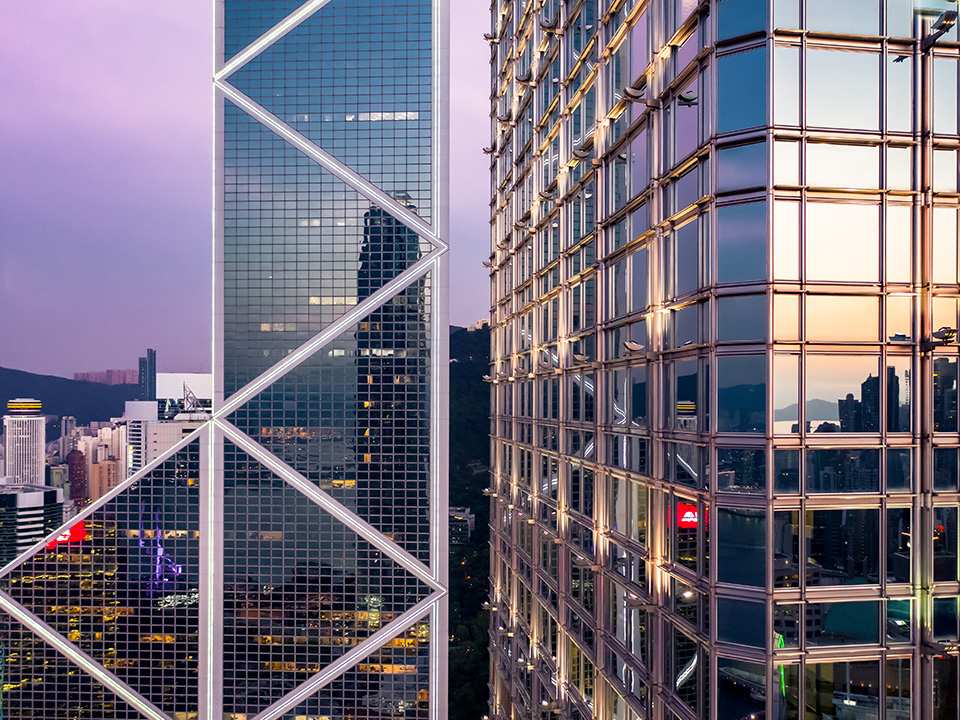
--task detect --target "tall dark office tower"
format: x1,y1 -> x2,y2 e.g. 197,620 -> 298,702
0,2 -> 448,718
138,349 -> 157,402
487,2 -> 960,720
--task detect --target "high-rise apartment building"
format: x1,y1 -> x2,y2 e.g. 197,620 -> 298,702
138,348 -> 157,402
65,448 -> 88,506
73,369 -> 140,385
3,399 -> 46,486
59,415 -> 77,461
0,2 -> 448,719
487,2 -> 960,719
125,404 -> 207,483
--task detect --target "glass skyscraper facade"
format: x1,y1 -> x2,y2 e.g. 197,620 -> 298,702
487,1 -> 960,719
0,2 -> 448,719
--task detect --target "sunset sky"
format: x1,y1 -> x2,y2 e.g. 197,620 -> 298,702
0,1 -> 490,377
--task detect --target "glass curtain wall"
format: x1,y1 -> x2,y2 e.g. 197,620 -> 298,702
487,1 -> 959,718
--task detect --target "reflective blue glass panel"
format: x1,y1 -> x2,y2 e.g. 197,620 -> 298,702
222,101 -> 431,395
224,0 -> 310,61
229,275 -> 433,562
228,0 -> 434,220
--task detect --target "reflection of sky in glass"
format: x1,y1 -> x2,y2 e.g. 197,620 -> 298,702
228,0 -> 433,220
774,140 -> 800,185
719,202 -> 766,283
888,148 -> 912,191
933,297 -> 959,331
934,58 -> 959,135
718,48 -> 767,133
806,203 -> 879,282
774,46 -> 800,126
718,295 -> 766,342
718,355 -> 766,433
774,355 -> 798,433
807,295 -> 879,342
718,142 -> 767,193
806,0 -> 878,35
773,200 -> 800,280
934,149 -> 959,192
774,294 -> 800,341
887,296 -> 913,338
224,0 -> 309,60
888,55 -> 913,132
807,144 -> 879,189
717,0 -> 765,40
807,49 -> 879,131
672,80 -> 699,164
933,208 -> 958,283
887,206 -> 913,281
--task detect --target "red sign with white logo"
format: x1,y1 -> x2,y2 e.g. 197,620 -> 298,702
677,504 -> 699,529
46,521 -> 86,549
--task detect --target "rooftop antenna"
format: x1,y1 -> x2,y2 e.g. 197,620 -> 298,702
183,383 -> 204,413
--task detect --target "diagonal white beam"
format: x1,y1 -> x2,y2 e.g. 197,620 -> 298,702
252,594 -> 442,720
215,80 -> 446,249
0,424 -> 208,580
216,0 -> 334,79
216,419 -> 443,593
215,251 -> 439,418
0,590 -> 170,720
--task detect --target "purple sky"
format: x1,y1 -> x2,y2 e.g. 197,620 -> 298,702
0,1 -> 490,378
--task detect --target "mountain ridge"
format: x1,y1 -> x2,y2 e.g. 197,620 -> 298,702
0,365 -> 139,427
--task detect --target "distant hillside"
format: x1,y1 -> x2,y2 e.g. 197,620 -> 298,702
449,325 -> 490,473
447,324 -> 491,719
0,366 -> 138,428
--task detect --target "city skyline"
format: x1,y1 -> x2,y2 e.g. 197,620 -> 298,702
0,0 -> 488,379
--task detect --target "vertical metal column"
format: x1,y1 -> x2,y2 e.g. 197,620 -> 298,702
198,426 -> 224,720
919,21 -> 935,720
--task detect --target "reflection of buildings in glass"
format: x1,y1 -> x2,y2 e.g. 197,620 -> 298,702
886,365 -> 908,432
889,511 -> 912,583
808,450 -> 879,494
809,510 -> 879,585
933,510 -> 959,580
934,357 -> 958,431
356,200 -> 427,562
838,393 -> 862,433
836,374 -> 880,433
814,464 -> 839,491
772,600 -> 823,647
842,453 -> 879,493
